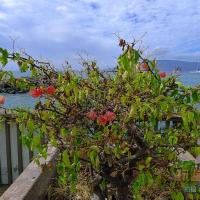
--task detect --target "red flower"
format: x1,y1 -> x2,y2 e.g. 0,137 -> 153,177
159,72 -> 167,78
0,95 -> 5,104
142,62 -> 148,70
98,115 -> 108,125
86,111 -> 97,121
105,111 -> 116,122
46,85 -> 56,95
30,88 -> 43,98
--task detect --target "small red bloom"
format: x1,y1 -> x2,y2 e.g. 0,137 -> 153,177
105,111 -> 116,122
159,72 -> 167,78
30,88 -> 43,98
0,95 -> 5,104
86,111 -> 97,121
46,85 -> 56,95
98,115 -> 108,125
142,62 -> 148,70
139,62 -> 149,72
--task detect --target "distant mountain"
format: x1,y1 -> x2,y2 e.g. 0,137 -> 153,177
157,60 -> 200,72
104,60 -> 200,73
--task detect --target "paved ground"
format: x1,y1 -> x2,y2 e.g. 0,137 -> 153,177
0,185 -> 9,196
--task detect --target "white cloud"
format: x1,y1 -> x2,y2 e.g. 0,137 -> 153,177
0,12 -> 7,20
0,0 -> 200,68
56,5 -> 67,11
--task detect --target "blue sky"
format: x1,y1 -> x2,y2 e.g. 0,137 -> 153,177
0,0 -> 200,69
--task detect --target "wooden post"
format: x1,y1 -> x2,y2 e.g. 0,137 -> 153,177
166,121 -> 170,128
17,126 -> 23,175
5,121 -> 12,184
29,151 -> 33,163
154,121 -> 158,131
0,121 -> 8,184
0,160 -> 1,185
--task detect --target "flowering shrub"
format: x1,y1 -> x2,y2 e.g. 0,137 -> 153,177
0,40 -> 200,199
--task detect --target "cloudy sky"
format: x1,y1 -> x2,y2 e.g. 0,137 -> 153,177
0,0 -> 200,69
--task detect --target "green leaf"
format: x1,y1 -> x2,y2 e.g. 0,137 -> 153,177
31,135 -> 41,150
168,152 -> 176,161
191,147 -> 200,157
192,91 -> 198,103
27,120 -> 35,133
150,59 -> 157,69
187,112 -> 194,122
181,160 -> 196,171
138,164 -> 145,171
31,67 -> 38,76
169,136 -> 178,145
61,128 -> 68,137
20,62 -> 29,72
145,156 -> 152,165
89,146 -> 100,168
145,171 -> 153,185
63,150 -> 71,168
13,52 -> 20,61
171,191 -> 184,200
0,48 -> 8,67
188,193 -> 194,199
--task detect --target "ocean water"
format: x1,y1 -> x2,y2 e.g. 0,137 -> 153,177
0,72 -> 200,108
180,73 -> 200,86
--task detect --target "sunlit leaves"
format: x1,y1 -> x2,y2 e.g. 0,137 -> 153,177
63,150 -> 71,168
192,90 -> 199,103
20,61 -> 29,72
169,135 -> 178,145
132,171 -> 153,197
88,145 -> 100,169
171,191 -> 184,200
0,48 -> 8,67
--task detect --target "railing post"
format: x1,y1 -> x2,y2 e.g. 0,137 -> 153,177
166,121 -> 170,128
5,121 -> 12,184
17,126 -> 23,174
154,121 -> 158,131
0,160 -> 1,185
29,151 -> 33,162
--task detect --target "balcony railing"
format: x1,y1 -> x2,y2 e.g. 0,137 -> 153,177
0,120 -> 33,185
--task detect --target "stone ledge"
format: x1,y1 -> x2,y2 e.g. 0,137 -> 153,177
0,146 -> 58,200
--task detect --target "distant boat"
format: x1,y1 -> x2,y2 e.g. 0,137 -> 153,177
190,67 -> 200,74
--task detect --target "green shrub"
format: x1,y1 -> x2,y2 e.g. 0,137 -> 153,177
0,39 -> 200,199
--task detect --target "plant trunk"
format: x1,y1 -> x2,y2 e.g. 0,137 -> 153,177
116,186 -> 129,200
92,185 -> 106,200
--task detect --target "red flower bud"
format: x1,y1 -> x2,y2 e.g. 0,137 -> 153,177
86,111 -> 97,121
98,115 -> 108,125
142,62 -> 148,70
105,111 -> 116,122
0,95 -> 5,104
159,72 -> 167,78
30,88 -> 43,98
46,85 -> 56,95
